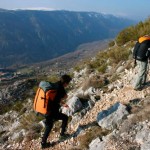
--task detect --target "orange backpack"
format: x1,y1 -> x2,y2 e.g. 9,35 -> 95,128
33,81 -> 58,115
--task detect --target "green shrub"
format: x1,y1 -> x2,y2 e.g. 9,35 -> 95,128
97,64 -> 107,73
0,100 -> 24,115
0,104 -> 12,115
12,101 -> 24,112
107,47 -> 130,64
116,18 -> 150,46
109,40 -> 115,47
85,44 -> 131,74
74,66 -> 82,72
47,75 -> 59,82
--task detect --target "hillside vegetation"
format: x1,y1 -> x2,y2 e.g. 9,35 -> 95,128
116,18 -> 150,45
75,18 -> 150,75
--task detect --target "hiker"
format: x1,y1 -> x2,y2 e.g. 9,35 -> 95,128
41,74 -> 72,149
133,35 -> 150,91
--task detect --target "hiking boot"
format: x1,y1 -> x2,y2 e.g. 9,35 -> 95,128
41,142 -> 51,149
59,133 -> 70,140
134,87 -> 143,91
142,82 -> 150,86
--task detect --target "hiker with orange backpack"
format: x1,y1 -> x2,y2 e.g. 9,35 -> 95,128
133,35 -> 150,91
33,74 -> 72,149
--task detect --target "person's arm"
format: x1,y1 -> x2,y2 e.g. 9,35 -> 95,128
147,48 -> 150,62
60,95 -> 69,107
147,41 -> 150,58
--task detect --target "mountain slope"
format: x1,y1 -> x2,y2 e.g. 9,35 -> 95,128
1,34 -> 150,149
1,55 -> 150,150
0,9 -> 135,67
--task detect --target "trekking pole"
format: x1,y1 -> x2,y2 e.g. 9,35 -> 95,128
134,59 -> 137,68
145,60 -> 150,85
147,59 -> 150,75
147,48 -> 150,73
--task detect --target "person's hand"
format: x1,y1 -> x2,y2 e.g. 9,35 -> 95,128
63,103 -> 69,108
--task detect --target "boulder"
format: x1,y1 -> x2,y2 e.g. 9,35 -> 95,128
135,127 -> 150,144
62,96 -> 82,116
74,88 -> 87,99
70,114 -> 82,131
97,102 -> 129,130
84,87 -> 96,95
141,141 -> 150,150
89,137 -> 105,150
116,66 -> 124,73
11,129 -> 25,141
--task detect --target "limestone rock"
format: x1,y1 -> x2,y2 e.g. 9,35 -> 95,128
97,102 -> 129,130
62,96 -> 82,116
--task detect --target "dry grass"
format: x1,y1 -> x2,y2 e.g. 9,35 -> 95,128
25,123 -> 42,142
82,75 -> 106,91
119,97 -> 150,134
106,135 -> 140,150
76,124 -> 110,150
18,111 -> 44,142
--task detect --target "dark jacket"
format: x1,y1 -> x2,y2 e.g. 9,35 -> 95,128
133,36 -> 150,61
50,81 -> 67,114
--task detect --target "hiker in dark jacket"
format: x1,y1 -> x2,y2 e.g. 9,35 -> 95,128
133,35 -> 150,91
41,74 -> 72,149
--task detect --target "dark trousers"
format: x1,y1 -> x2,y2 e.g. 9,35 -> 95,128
42,112 -> 68,143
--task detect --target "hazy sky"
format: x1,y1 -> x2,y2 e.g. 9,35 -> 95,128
0,0 -> 149,21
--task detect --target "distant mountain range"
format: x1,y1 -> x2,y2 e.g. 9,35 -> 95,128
0,9 -> 136,67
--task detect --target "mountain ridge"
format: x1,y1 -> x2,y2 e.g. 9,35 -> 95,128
0,9 -> 136,67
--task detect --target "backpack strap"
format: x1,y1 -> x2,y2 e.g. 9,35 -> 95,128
44,92 -> 46,108
133,42 -> 140,67
34,88 -> 41,110
40,91 -> 47,108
